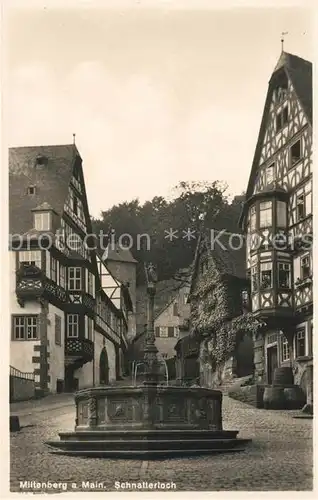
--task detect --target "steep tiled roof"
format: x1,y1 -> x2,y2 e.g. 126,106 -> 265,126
272,52 -> 312,124
9,144 -> 78,235
189,229 -> 246,296
107,244 -> 138,264
210,230 -> 246,280
239,52 -> 312,226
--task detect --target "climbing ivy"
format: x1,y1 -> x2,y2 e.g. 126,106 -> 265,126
191,254 -> 262,369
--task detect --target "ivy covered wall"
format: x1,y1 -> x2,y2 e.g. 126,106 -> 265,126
190,245 -> 261,386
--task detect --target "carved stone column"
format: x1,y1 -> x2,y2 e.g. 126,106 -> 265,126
88,397 -> 97,427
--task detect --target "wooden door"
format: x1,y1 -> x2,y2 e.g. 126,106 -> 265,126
267,345 -> 278,384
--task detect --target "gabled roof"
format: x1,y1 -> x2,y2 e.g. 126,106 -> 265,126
9,144 -> 78,235
189,229 -> 246,296
239,51 -> 312,226
107,244 -> 138,264
271,51 -> 312,124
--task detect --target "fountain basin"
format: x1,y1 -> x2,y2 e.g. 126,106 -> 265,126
46,385 -> 251,458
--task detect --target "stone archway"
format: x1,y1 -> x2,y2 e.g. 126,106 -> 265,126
99,348 -> 109,385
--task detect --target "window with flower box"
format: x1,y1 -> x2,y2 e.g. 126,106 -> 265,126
277,262 -> 291,289
19,250 -> 41,268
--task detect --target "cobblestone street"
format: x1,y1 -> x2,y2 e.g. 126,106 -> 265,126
10,393 -> 312,492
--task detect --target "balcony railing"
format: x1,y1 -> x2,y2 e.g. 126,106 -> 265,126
16,264 -> 69,306
65,338 -> 94,363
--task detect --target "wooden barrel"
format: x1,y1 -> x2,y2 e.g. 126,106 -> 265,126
263,386 -> 285,410
10,415 -> 20,432
273,367 -> 293,386
283,387 -> 306,410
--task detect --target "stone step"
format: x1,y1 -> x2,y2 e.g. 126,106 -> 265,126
48,445 -> 249,458
47,437 -> 250,452
58,429 -> 239,441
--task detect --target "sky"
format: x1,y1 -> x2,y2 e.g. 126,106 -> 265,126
5,3 -> 313,218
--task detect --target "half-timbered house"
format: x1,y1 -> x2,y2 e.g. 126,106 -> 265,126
239,52 -> 313,403
9,144 -> 132,396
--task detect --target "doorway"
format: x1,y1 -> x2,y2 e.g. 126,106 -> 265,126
267,345 -> 278,384
99,348 -> 109,385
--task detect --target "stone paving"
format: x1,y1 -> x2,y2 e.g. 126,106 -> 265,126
10,394 -> 313,492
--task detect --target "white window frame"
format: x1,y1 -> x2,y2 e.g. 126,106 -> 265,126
59,264 -> 66,288
295,328 -> 306,358
250,205 -> 256,231
34,212 -> 51,231
300,254 -> 311,280
259,201 -> 272,228
159,326 -> 168,338
277,200 -> 287,227
266,164 -> 275,184
50,256 -> 57,282
12,315 -> 38,340
67,314 -> 79,338
277,262 -> 291,289
251,264 -> 258,292
260,262 -> 273,290
68,267 -> 82,291
280,334 -> 290,362
87,271 -> 95,298
85,316 -> 94,341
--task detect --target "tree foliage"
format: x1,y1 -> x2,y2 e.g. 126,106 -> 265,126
92,181 -> 244,284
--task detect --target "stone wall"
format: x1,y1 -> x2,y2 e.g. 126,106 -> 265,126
228,384 -> 265,408
10,375 -> 35,402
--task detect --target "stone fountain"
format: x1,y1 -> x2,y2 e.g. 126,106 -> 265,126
46,264 -> 250,458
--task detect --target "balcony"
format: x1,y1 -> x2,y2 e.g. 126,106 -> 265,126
16,264 -> 44,306
16,264 -> 69,307
65,338 -> 94,364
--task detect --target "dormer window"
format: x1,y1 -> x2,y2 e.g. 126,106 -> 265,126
27,186 -> 36,195
34,212 -> 51,231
